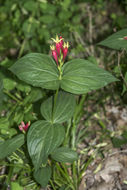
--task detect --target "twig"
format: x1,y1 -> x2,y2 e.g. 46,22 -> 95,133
73,31 -> 90,56
87,5 -> 94,56
109,149 -> 127,157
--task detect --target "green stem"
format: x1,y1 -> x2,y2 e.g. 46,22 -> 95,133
18,39 -> 27,58
78,156 -> 93,184
71,94 -> 87,149
52,88 -> 59,123
56,163 -> 74,189
74,94 -> 86,120
3,90 -> 22,104
63,119 -> 72,146
6,165 -> 14,186
72,161 -> 77,190
50,180 -> 56,190
7,103 -> 18,119
18,13 -> 35,58
54,88 -> 59,108
71,95 -> 87,189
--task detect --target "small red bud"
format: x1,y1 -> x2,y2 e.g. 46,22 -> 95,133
63,42 -> 69,60
23,122 -> 30,131
18,121 -> 30,132
50,45 -> 58,65
63,47 -> 68,60
52,50 -> 58,65
124,36 -> 127,40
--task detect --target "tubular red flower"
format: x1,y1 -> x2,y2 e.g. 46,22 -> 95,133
23,122 -> 30,131
51,35 -> 69,64
50,45 -> 58,65
63,47 -> 68,60
19,121 -> 30,132
51,35 -> 64,56
56,42 -> 61,57
63,42 -> 69,60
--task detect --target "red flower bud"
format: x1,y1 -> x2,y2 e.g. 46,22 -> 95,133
124,36 -> 127,40
51,35 -> 64,56
19,121 -> 30,132
63,42 -> 69,60
23,122 -> 30,131
56,42 -> 61,57
50,45 -> 58,65
63,47 -> 68,60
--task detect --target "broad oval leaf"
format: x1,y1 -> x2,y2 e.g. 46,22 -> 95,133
40,91 -> 76,123
98,28 -> 127,50
11,182 -> 23,190
0,134 -> 24,159
51,147 -> 78,163
27,120 -> 65,170
9,53 -> 60,90
34,166 -> 51,188
61,59 -> 118,94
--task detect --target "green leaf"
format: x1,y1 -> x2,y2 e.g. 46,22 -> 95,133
0,79 -> 4,106
0,117 -> 9,129
0,134 -> 24,159
27,120 -> 65,170
34,166 -> 51,188
41,91 -> 76,123
3,78 -> 17,90
51,147 -> 78,163
9,53 -> 60,90
11,182 -> 23,190
23,88 -> 43,105
16,81 -> 31,93
61,59 -> 118,94
112,137 -> 127,148
112,130 -> 127,148
98,29 -> 127,50
122,72 -> 127,95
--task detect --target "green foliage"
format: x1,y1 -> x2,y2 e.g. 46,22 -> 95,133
11,182 -> 23,190
34,166 -> 51,188
98,29 -> 127,50
27,120 -> 65,170
3,78 -> 17,91
1,0 -> 127,189
112,131 -> 127,148
51,147 -> 78,163
41,91 -> 76,123
61,59 -> 117,94
0,134 -> 24,159
10,53 -> 117,94
10,53 -> 60,90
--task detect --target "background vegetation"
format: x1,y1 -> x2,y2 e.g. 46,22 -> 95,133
0,0 -> 127,189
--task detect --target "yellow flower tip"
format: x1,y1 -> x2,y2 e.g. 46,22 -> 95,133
51,35 -> 62,43
63,42 -> 69,48
50,45 -> 55,50
56,34 -> 59,41
66,42 -> 69,48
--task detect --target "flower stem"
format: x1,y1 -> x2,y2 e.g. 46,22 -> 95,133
52,88 -> 59,123
71,94 -> 87,189
3,90 -> 22,104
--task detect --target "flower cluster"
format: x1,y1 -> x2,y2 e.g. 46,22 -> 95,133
19,121 -> 30,132
124,36 -> 127,40
50,35 -> 69,66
